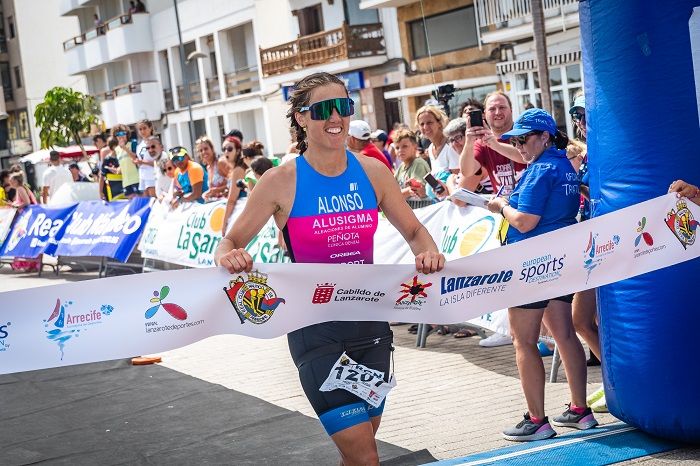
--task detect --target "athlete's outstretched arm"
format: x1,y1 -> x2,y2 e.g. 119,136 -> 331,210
214,167 -> 287,273
363,159 -> 445,274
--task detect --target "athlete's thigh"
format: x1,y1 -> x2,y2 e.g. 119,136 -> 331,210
331,420 -> 379,465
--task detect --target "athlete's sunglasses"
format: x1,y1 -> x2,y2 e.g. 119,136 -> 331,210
299,98 -> 355,120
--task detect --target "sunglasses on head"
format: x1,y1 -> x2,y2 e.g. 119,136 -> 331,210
509,131 -> 542,146
572,112 -> 585,122
115,131 -> 128,137
299,97 -> 354,120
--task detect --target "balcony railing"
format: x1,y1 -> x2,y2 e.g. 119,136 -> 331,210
259,22 -> 384,77
93,81 -> 155,101
163,88 -> 174,111
476,0 -> 578,29
176,82 -> 203,106
62,13 -> 138,50
206,77 -> 220,101
224,66 -> 259,97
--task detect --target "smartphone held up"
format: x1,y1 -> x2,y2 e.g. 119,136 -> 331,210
468,110 -> 483,128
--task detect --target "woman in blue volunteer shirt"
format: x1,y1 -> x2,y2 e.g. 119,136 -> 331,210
215,72 -> 445,465
487,108 -> 597,442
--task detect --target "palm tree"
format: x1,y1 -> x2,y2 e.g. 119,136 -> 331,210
531,0 -> 552,114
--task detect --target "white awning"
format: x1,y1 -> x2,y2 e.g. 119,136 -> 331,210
383,75 -> 500,100
359,0 -> 416,9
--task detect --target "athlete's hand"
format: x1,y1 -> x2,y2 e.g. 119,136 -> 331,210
415,251 -> 445,274
219,248 -> 253,274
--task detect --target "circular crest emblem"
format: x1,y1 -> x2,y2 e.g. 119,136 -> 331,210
223,272 -> 286,325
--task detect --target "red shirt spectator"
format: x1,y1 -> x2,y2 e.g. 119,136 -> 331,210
474,140 -> 526,193
361,141 -> 393,172
347,120 -> 393,172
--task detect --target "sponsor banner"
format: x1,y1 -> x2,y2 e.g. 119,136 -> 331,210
0,204 -> 77,258
1,194 -> 697,374
55,199 -> 151,262
0,207 -> 17,249
139,199 -> 236,267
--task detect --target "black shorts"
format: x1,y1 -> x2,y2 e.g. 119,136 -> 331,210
515,293 -> 575,310
123,184 -> 141,196
288,321 -> 392,435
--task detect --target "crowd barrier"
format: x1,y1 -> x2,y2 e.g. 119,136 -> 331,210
0,199 -> 151,276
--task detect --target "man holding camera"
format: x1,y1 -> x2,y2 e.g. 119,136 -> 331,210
460,91 -> 526,196
458,91 -> 527,348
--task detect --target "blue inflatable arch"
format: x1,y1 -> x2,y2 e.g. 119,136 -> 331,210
580,0 -> 700,442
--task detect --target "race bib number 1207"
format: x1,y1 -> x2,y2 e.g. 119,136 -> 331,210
319,352 -> 396,408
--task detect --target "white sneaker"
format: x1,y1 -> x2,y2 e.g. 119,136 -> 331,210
479,332 -> 512,347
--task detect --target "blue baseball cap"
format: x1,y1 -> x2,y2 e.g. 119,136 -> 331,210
499,108 -> 557,140
569,95 -> 585,114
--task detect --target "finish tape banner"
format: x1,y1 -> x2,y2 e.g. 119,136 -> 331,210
0,194 -> 697,374
138,197 -> 508,333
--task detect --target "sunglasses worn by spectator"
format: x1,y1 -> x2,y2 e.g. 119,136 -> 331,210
166,166 -> 174,171
223,146 -> 235,152
509,131 -> 542,146
148,145 -> 159,150
449,133 -> 464,144
572,112 -> 586,122
299,97 -> 354,120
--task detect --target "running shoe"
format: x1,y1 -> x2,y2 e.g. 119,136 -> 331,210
479,332 -> 512,347
586,385 -> 605,407
502,413 -> 556,442
551,404 -> 598,430
591,396 -> 608,413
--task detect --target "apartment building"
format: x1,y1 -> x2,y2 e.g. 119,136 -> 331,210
0,0 -> 86,169
361,0 -> 500,121
59,0 -> 404,155
61,1 -> 169,145
361,0 -> 583,137
257,0 -> 404,136
477,0 -> 583,135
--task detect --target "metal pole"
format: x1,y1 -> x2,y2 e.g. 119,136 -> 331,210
173,0 -> 195,152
